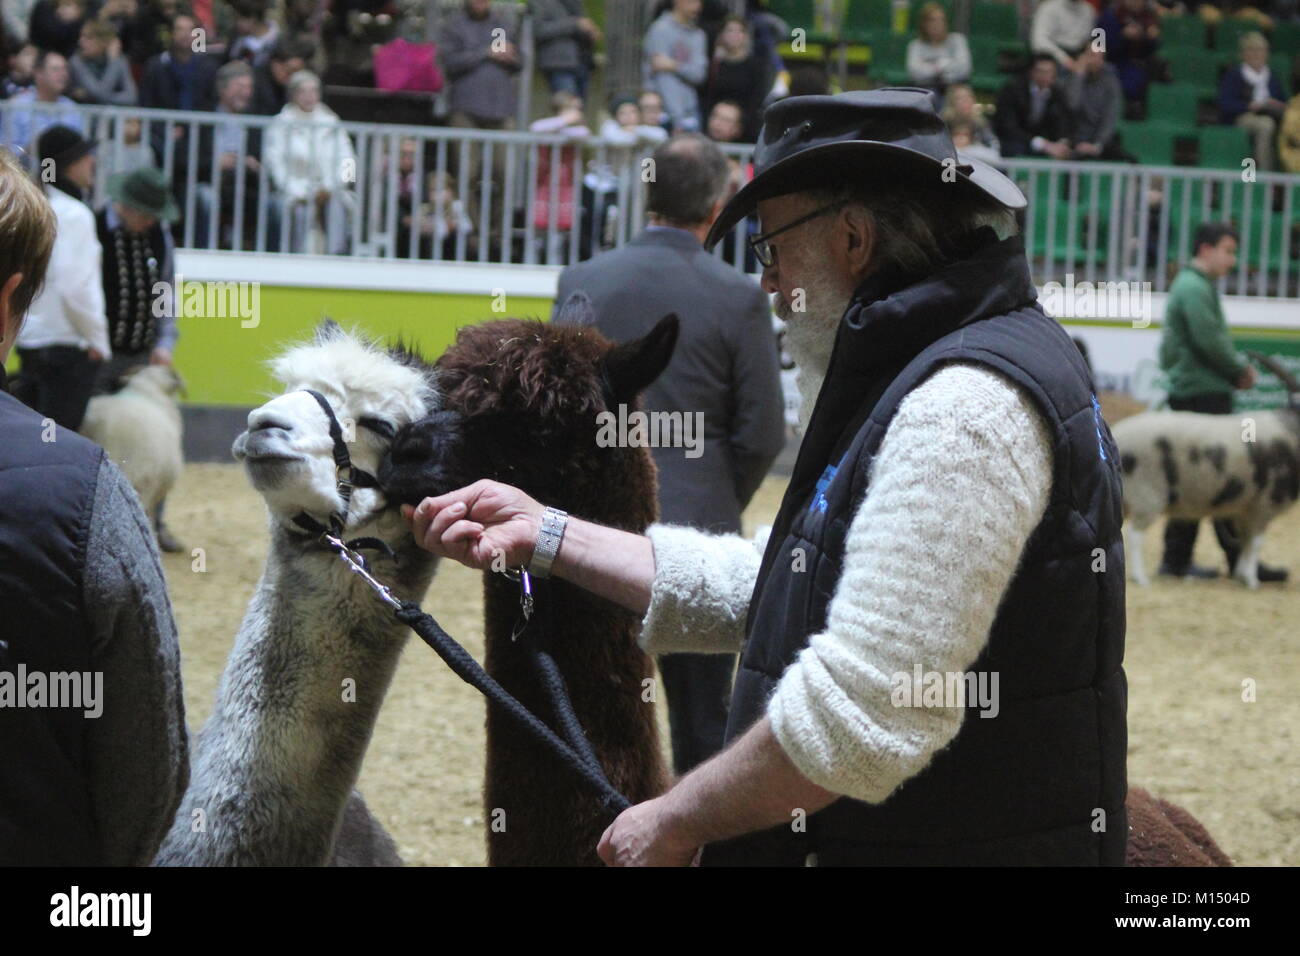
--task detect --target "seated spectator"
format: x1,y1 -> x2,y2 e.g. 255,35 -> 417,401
599,93 -> 670,148
1098,0 -> 1164,109
706,98 -> 745,143
639,87 -> 672,134
994,54 -> 1073,158
95,116 -> 155,193
1219,31 -> 1287,171
110,0 -> 172,73
3,42 -> 37,98
228,0 -> 279,67
1281,92 -> 1300,173
533,0 -> 600,99
398,168 -> 475,260
138,12 -> 218,113
530,91 -> 589,257
194,59 -> 272,249
942,83 -> 1000,152
906,2 -> 972,100
1064,46 -> 1133,159
705,15 -> 768,142
69,19 -> 137,105
252,35 -> 312,116
1032,0 -> 1097,70
644,0 -> 708,133
27,0 -> 86,59
950,118 -> 1003,165
2,50 -> 83,157
440,0 -> 521,230
264,70 -> 356,254
529,89 -> 591,137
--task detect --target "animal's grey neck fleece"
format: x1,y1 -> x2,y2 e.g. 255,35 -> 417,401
639,362 -> 1054,803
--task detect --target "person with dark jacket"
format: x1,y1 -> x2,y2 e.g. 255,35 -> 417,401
1218,31 -> 1288,171
0,146 -> 189,865
704,15 -> 768,142
26,0 -> 86,59
408,90 -> 1128,866
1063,47 -> 1131,160
995,54 -> 1074,158
532,0 -> 600,99
250,34 -> 311,116
553,133 -> 786,775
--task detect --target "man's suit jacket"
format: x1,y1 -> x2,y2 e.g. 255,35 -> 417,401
554,226 -> 786,534
994,76 -> 1072,157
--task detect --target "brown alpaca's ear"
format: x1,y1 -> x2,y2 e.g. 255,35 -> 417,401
603,313 -> 679,406
553,289 -> 596,326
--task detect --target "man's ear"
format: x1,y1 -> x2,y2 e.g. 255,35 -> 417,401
0,272 -> 24,348
842,206 -> 874,277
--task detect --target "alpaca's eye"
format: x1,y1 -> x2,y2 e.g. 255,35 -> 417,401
357,416 -> 397,440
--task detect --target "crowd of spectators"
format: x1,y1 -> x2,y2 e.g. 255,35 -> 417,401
2,0 -> 1298,261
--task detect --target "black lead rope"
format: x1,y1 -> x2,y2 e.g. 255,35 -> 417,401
393,598 -> 632,816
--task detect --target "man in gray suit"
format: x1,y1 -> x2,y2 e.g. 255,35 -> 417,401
554,133 -> 786,774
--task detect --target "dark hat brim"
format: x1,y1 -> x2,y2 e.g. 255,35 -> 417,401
704,140 -> 1027,250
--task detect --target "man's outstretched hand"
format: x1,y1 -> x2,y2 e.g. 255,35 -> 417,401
402,479 -> 543,570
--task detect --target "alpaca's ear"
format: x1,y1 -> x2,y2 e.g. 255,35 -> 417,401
603,313 -> 679,406
315,317 -> 343,344
553,290 -> 596,326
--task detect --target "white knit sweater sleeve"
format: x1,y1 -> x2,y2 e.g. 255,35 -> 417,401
767,363 -> 1054,803
638,523 -> 770,654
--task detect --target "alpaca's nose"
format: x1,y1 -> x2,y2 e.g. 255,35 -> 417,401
247,409 -> 294,434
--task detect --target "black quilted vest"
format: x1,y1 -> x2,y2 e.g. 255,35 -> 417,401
702,235 -> 1128,866
0,368 -> 104,864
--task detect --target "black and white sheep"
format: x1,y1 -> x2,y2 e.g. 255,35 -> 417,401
1112,353 -> 1300,588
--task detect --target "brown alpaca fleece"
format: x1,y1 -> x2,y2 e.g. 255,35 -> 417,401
1125,787 -> 1233,867
391,316 -> 677,866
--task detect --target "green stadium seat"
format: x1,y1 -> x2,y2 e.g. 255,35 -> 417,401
843,0 -> 894,43
1274,22 -> 1300,56
1118,120 -> 1181,164
1215,17 -> 1265,53
769,0 -> 835,45
1146,83 -> 1204,125
1162,48 -> 1222,92
970,1 -> 1020,41
1158,15 -> 1208,51
1198,125 -> 1253,169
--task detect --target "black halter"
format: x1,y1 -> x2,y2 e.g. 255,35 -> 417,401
290,388 -> 393,564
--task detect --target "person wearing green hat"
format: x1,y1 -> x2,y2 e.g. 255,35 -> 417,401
93,164 -> 184,552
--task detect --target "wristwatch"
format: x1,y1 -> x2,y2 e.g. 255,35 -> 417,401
527,507 -> 568,579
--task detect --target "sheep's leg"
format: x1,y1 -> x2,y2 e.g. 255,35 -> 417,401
1233,532 -> 1265,590
1125,523 -> 1150,587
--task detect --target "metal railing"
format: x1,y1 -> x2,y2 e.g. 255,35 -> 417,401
3,100 -> 1298,297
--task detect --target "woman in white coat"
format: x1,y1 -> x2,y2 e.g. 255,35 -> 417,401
264,70 -> 356,253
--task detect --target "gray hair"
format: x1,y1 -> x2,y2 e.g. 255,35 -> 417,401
216,60 -> 253,95
286,69 -> 321,97
807,179 -> 1019,279
645,133 -> 732,227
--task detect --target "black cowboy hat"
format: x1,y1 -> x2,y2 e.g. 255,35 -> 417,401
704,88 -> 1026,249
36,124 -> 94,168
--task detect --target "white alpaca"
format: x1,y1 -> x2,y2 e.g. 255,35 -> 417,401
81,364 -> 184,519
154,321 -> 440,865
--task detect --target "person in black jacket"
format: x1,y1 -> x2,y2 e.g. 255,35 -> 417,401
994,54 -> 1074,158
250,34 -> 312,116
704,15 -> 769,142
0,145 -> 188,866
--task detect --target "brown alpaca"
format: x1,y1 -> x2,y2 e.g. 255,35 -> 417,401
381,304 -> 677,865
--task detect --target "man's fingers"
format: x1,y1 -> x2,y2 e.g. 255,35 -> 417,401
597,823 -> 616,866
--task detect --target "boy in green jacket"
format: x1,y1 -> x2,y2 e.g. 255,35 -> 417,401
1157,222 -> 1287,582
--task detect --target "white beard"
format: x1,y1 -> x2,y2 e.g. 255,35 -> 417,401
776,272 -> 852,435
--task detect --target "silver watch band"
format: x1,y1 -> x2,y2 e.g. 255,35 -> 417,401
527,507 -> 568,579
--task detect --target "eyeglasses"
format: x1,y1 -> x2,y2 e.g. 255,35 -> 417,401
748,200 -> 849,268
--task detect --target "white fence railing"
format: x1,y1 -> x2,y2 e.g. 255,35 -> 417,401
3,101 -> 1299,297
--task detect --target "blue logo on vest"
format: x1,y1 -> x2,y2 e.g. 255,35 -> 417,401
810,463 -> 838,513
1090,393 -> 1108,462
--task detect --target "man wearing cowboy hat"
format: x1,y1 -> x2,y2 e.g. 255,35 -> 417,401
93,165 -> 185,552
13,123 -> 109,432
408,89 -> 1129,866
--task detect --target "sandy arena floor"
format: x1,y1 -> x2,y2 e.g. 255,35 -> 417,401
163,463 -> 1298,866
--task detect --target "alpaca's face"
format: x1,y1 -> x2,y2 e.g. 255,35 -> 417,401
378,314 -> 678,513
232,322 -> 438,532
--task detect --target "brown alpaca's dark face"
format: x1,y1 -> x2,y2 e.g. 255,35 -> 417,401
377,315 -> 679,512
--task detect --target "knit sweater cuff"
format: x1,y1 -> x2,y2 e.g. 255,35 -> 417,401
637,523 -> 767,655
